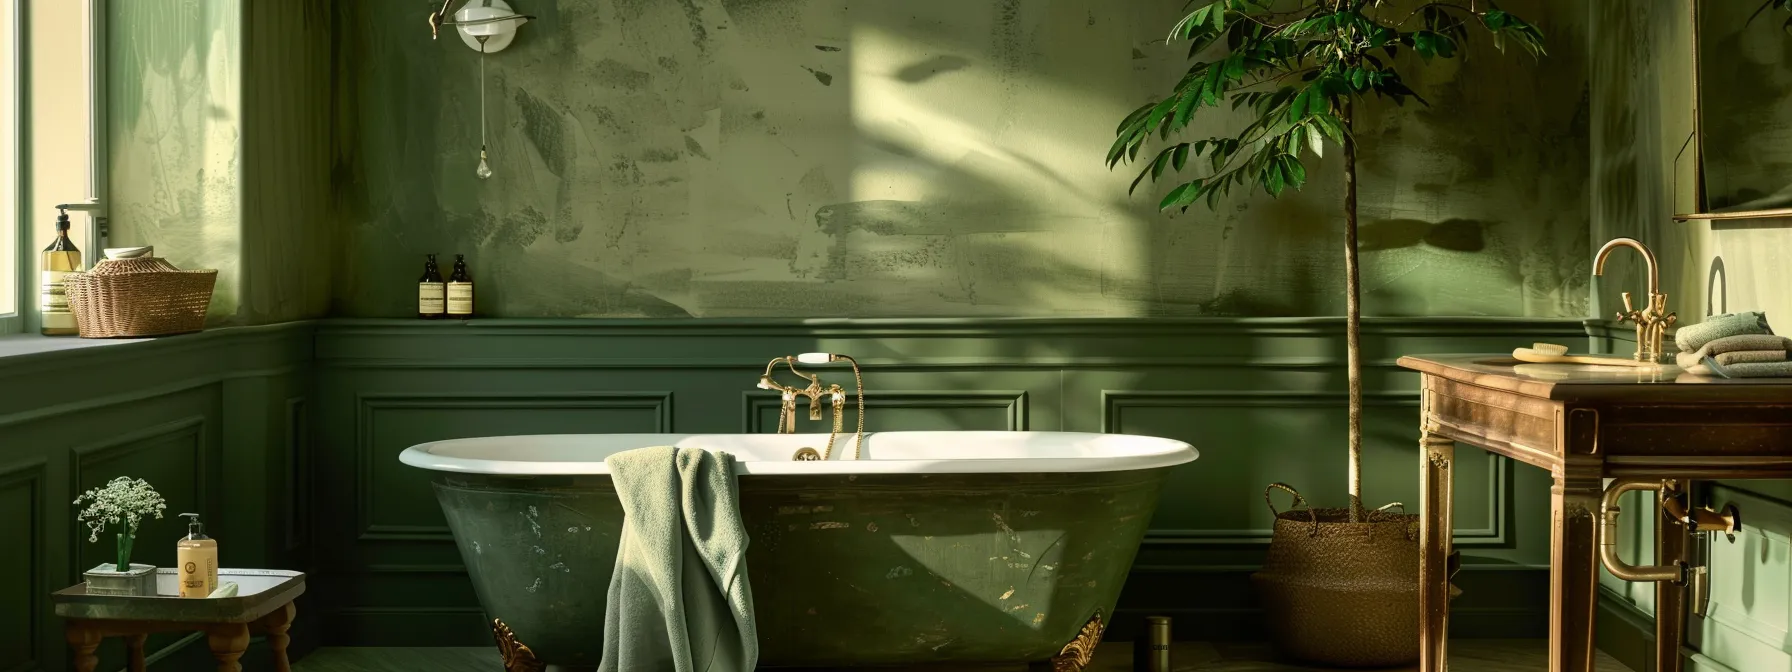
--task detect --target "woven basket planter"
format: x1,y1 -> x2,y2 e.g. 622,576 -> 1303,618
64,257 -> 217,338
1251,483 -> 1435,668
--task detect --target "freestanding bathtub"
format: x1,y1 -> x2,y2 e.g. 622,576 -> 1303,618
399,431 -> 1196,670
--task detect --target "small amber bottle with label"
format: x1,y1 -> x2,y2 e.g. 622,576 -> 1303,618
418,254 -> 446,319
176,513 -> 218,598
446,254 -> 474,319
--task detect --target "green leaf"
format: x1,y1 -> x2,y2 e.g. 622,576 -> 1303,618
1289,89 -> 1310,123
1151,147 -> 1173,181
1282,155 -> 1307,189
1130,166 -> 1152,195
1172,143 -> 1190,171
1159,182 -> 1200,211
1483,9 -> 1511,30
1307,86 -> 1328,116
1307,123 -> 1325,158
1351,68 -> 1367,90
1172,88 -> 1201,131
1115,100 -> 1156,136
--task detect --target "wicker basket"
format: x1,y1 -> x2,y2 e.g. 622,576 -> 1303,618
1250,482 -> 1438,668
64,257 -> 217,338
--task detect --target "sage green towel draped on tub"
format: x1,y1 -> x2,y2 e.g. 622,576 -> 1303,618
600,446 -> 758,672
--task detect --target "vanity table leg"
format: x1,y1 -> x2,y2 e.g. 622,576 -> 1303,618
1550,468 -> 1602,672
1656,485 -> 1690,672
1419,431 -> 1455,672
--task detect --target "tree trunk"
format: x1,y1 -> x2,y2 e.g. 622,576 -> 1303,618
1342,100 -> 1364,523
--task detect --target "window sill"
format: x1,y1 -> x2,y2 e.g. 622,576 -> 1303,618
0,332 -> 154,359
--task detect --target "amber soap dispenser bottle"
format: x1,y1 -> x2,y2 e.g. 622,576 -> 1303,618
446,254 -> 474,319
176,513 -> 218,598
418,254 -> 446,319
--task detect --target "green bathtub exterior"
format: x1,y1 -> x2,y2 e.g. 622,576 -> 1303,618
432,466 -> 1170,668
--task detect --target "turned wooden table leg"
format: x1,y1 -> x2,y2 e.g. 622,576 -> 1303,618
1656,482 -> 1691,672
1419,405 -> 1455,672
66,623 -> 103,672
262,601 -> 298,672
207,622 -> 252,672
127,632 -> 149,672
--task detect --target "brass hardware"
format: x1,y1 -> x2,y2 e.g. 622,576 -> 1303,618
1598,479 -> 1686,583
1593,237 -> 1677,364
490,619 -> 544,672
792,447 -> 821,461
1050,611 -> 1106,672
759,353 -> 866,460
1661,497 -> 1742,541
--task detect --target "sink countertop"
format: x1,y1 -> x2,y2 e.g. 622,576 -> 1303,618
1399,354 -> 1792,402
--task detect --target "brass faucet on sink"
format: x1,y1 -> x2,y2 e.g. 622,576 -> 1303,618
1593,237 -> 1677,364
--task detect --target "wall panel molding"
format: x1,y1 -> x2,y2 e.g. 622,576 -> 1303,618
353,392 -> 673,541
0,460 -> 46,672
1103,390 -> 1512,549
739,390 -> 1029,433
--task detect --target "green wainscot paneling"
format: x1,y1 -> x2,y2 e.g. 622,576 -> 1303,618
312,316 -> 1586,645
0,323 -> 314,672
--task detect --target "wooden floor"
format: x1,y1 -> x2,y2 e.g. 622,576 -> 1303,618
293,640 -> 1632,671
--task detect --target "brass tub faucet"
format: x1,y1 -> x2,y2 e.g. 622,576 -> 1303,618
757,353 -> 865,460
1594,237 -> 1676,363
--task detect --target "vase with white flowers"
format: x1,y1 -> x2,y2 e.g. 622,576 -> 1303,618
74,476 -> 168,596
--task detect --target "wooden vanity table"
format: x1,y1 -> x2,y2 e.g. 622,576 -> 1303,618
1402,354 -> 1792,672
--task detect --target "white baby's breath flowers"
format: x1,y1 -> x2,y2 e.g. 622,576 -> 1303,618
73,476 -> 167,542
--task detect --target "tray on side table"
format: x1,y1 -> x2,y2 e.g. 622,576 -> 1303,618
53,568 -> 306,672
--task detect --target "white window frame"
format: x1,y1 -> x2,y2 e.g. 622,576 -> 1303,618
3,0 -> 105,337
1,0 -> 20,335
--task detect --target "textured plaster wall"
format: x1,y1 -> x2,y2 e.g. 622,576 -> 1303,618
333,0 -> 1591,319
107,0 -> 243,322
240,0 -> 334,323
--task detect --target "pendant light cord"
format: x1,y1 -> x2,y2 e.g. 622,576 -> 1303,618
479,41 -> 487,153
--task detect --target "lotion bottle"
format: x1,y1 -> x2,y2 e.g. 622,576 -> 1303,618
446,254 -> 474,319
418,254 -> 446,319
176,513 -> 218,598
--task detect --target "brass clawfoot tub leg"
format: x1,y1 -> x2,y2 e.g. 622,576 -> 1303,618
1029,611 -> 1106,672
491,619 -> 545,672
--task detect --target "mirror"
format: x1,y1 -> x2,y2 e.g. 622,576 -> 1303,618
1690,1 -> 1792,220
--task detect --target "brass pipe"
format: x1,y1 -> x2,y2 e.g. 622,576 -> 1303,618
1599,478 -> 1685,584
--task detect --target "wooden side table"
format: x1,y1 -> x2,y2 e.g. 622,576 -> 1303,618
54,568 -> 306,672
1400,355 -> 1792,672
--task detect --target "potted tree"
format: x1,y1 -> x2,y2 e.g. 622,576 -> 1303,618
74,476 -> 168,596
1111,1 -> 1543,665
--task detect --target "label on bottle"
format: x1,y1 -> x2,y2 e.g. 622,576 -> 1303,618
40,270 -> 71,309
41,271 -> 77,330
177,544 -> 218,598
447,282 -> 474,315
419,282 -> 446,314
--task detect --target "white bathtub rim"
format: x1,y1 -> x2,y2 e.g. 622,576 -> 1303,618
399,431 -> 1197,476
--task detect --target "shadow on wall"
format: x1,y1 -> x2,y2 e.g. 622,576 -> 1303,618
332,0 -> 1591,319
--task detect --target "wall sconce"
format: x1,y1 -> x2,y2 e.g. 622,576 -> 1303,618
429,0 -> 534,53
428,0 -> 533,180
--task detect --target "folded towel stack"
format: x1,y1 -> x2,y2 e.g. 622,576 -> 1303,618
1675,312 -> 1792,378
